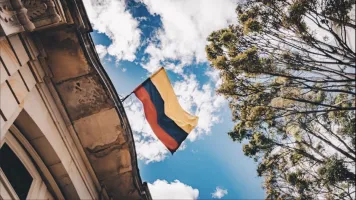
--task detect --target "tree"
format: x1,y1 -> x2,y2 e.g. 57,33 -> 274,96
206,0 -> 355,199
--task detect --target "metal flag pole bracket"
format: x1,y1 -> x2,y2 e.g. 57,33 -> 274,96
121,92 -> 133,102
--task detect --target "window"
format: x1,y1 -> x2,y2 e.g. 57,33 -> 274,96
0,129 -> 54,200
0,143 -> 33,200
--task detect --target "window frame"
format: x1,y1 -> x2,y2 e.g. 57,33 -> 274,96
0,130 -> 44,199
0,167 -> 20,199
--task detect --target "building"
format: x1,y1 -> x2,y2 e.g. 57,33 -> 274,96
0,0 -> 151,199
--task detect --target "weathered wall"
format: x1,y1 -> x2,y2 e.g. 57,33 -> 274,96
39,26 -> 143,199
1,0 -> 152,199
0,32 -> 99,199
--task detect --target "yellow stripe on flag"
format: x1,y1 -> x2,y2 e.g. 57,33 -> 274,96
150,68 -> 198,134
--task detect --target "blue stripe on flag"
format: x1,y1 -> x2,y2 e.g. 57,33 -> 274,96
142,79 -> 188,145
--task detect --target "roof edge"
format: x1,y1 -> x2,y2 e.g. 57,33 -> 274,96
64,0 -> 151,199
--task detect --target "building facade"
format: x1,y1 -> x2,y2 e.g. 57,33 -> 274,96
0,0 -> 151,199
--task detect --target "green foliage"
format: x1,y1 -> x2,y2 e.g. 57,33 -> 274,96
220,31 -> 236,44
318,157 -> 354,184
244,18 -> 262,34
322,0 -> 355,26
288,0 -> 308,22
239,13 -> 249,23
206,0 -> 355,199
228,122 -> 250,142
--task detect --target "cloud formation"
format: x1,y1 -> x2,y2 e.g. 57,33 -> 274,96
148,179 -> 199,200
85,0 -> 231,164
173,74 -> 225,141
141,0 -> 237,73
84,0 -> 141,61
95,45 -> 108,59
212,187 -> 228,199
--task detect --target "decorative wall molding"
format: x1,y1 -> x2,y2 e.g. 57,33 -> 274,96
9,126 -> 65,199
0,0 -> 27,35
0,0 -> 63,36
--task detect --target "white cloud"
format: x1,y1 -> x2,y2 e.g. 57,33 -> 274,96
173,74 -> 226,141
148,179 -> 199,200
84,0 -> 141,61
106,56 -> 112,62
212,187 -> 228,199
128,0 -> 231,161
140,0 -> 237,73
95,44 -> 108,59
87,0 -> 230,164
205,68 -> 223,88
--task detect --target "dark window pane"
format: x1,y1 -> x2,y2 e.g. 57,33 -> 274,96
0,143 -> 33,200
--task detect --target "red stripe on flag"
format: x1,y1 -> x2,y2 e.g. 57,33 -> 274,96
135,86 -> 179,152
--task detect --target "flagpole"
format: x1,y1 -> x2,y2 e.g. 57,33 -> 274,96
121,67 -> 164,102
121,92 -> 133,102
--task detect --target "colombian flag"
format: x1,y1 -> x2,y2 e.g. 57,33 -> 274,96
134,68 -> 199,153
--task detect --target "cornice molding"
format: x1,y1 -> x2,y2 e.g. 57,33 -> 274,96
0,0 -> 64,36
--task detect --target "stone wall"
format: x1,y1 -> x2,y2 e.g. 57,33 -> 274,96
1,32 -> 99,199
1,0 -> 151,199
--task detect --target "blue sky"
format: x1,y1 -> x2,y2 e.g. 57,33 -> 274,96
85,0 -> 264,199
